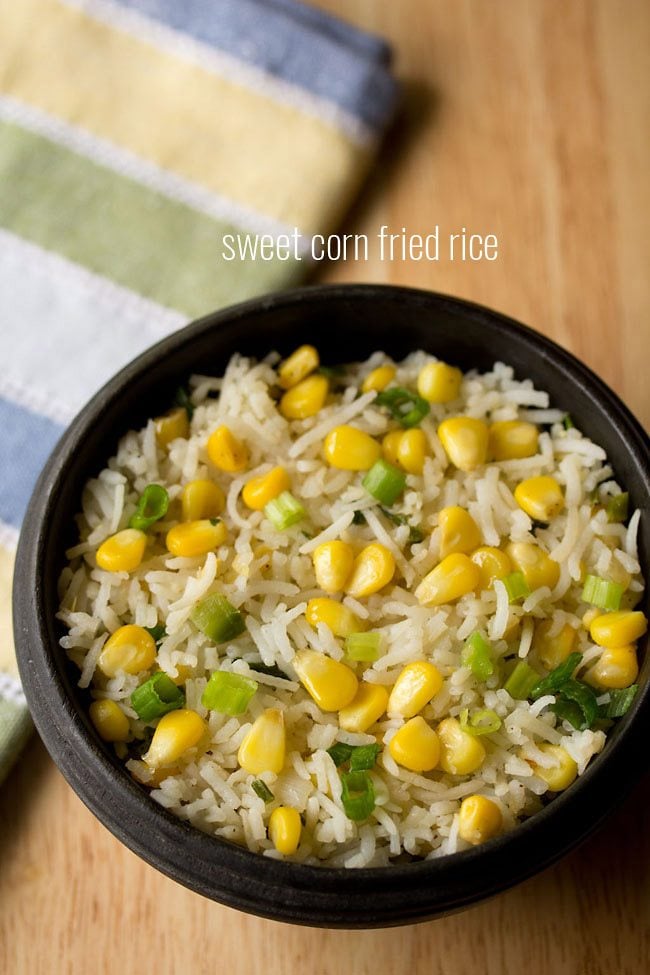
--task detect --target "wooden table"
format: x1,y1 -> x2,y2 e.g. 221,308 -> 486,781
2,1 -> 648,972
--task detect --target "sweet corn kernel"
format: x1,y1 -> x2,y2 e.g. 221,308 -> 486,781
323,425 -> 381,470
155,407 -> 189,448
279,374 -> 329,420
339,682 -> 389,733
382,429 -> 404,467
166,519 -> 227,557
242,466 -> 291,510
535,620 -> 577,670
590,611 -> 647,648
470,546 -> 512,589
415,553 -> 480,607
514,476 -> 565,522
312,540 -> 355,594
362,364 -> 396,394
89,699 -> 130,742
344,543 -> 396,599
458,795 -> 503,846
305,598 -> 365,637
389,716 -> 440,772
417,361 -> 462,403
238,708 -> 285,775
396,428 -> 427,475
387,661 -> 443,718
437,717 -> 486,775
96,528 -> 147,573
488,421 -> 539,461
438,417 -> 489,471
438,506 -> 481,559
506,542 -> 560,591
293,649 -> 359,711
268,806 -> 302,855
180,479 -> 225,521
207,425 -> 248,473
98,624 -> 157,677
144,709 -> 207,768
528,743 -> 577,791
278,345 -> 319,389
585,645 -> 639,689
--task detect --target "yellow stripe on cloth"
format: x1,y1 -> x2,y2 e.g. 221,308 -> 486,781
0,0 -> 373,236
0,545 -> 17,678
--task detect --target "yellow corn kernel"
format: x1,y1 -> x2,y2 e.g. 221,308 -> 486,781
89,699 -> 130,742
381,429 -> 403,466
438,417 -> 489,472
293,650 -> 358,711
458,795 -> 503,846
98,624 -> 157,677
278,344 -> 319,389
268,806 -> 302,855
387,661 -> 443,718
488,421 -> 539,461
312,540 -> 355,594
437,717 -> 486,775
362,364 -> 396,394
528,743 -> 577,791
207,425 -> 248,473
417,361 -> 462,403
96,528 -> 147,573
506,542 -> 560,591
397,428 -> 427,475
589,611 -> 647,648
279,374 -> 329,420
305,598 -> 365,637
514,476 -> 565,522
238,708 -> 286,775
470,546 -> 512,589
180,479 -> 225,521
155,407 -> 190,448
242,466 -> 291,511
339,683 -> 389,733
166,519 -> 227,558
344,543 -> 396,599
584,645 -> 639,689
144,709 -> 207,768
535,620 -> 577,670
323,425 -> 381,471
415,553 -> 480,607
438,506 -> 481,559
389,716 -> 440,772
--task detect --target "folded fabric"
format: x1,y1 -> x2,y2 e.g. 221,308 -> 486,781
0,0 -> 398,783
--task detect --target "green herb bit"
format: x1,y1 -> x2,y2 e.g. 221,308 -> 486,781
563,414 -> 574,430
606,492 -> 629,524
144,624 -> 167,645
459,708 -> 502,736
327,742 -> 354,767
378,507 -> 424,544
252,779 -> 274,803
202,671 -> 258,715
375,387 -> 430,428
349,744 -> 382,771
317,365 -> 346,379
550,679 -> 599,730
345,631 -> 382,662
248,661 -> 291,680
408,525 -> 425,544
340,770 -> 376,821
530,652 -> 583,700
174,385 -> 194,419
504,660 -> 540,700
598,685 -> 638,719
362,459 -> 406,506
582,574 -> 624,611
131,673 -> 185,722
264,491 -> 306,531
190,593 -> 246,643
502,572 -> 531,604
352,509 -> 368,525
128,484 -> 170,533
549,698 -> 584,730
462,631 -> 494,681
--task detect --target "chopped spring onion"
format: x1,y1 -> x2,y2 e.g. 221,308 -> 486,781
264,491 -> 306,530
504,660 -> 540,700
563,414 -> 574,430
362,459 -> 406,506
128,484 -> 169,533
550,679 -> 599,730
202,671 -> 258,715
599,684 -> 638,719
144,624 -> 166,644
582,574 -> 624,611
462,631 -> 494,681
606,492 -> 629,523
459,708 -> 502,736
340,770 -> 375,821
379,507 -> 425,544
252,779 -> 274,802
327,742 -> 354,767
131,673 -> 185,722
502,572 -> 531,604
549,698 -> 584,730
349,743 -> 382,771
530,652 -> 583,700
345,631 -> 382,662
174,385 -> 194,419
375,387 -> 430,428
190,594 -> 246,643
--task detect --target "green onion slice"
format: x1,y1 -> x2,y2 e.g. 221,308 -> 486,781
362,459 -> 406,506
459,707 -> 502,736
144,624 -> 167,645
128,484 -> 170,533
264,491 -> 306,531
131,673 -> 185,722
349,744 -> 382,771
598,685 -> 638,719
502,572 -> 531,604
345,631 -> 382,662
582,574 -> 624,611
530,652 -> 583,700
174,385 -> 194,419
550,679 -> 599,730
340,770 -> 376,821
375,387 -> 430,428
504,660 -> 540,700
606,493 -> 629,523
190,594 -> 246,643
327,742 -> 354,767
201,671 -> 258,715
462,631 -> 494,681
252,779 -> 274,802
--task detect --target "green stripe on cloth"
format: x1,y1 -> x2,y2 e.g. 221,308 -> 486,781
0,697 -> 32,785
0,120 -> 302,317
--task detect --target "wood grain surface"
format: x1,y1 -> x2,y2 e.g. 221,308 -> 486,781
2,1 -> 649,973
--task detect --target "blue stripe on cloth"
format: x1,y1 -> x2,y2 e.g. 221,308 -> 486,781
0,398 -> 63,528
114,0 -> 399,131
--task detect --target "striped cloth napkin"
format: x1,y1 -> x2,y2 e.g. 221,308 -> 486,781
0,0 -> 398,783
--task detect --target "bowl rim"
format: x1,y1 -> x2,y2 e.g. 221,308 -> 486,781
13,283 -> 650,927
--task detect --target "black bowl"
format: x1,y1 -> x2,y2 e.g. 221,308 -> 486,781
13,285 -> 650,927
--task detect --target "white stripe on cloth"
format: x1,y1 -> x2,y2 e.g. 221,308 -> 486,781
0,672 -> 26,707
